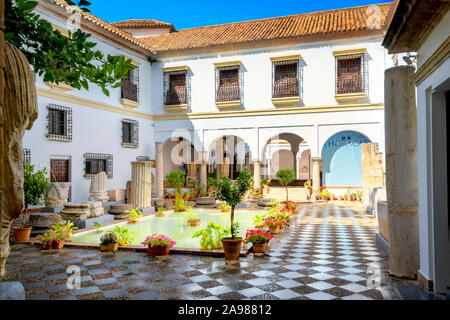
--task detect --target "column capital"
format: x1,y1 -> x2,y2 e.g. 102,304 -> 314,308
311,157 -> 322,163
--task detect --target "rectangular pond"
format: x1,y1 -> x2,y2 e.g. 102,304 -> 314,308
72,208 -> 261,249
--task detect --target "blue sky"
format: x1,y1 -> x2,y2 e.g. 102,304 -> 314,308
88,0 -> 392,30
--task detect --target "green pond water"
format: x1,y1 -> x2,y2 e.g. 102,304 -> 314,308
72,209 -> 260,249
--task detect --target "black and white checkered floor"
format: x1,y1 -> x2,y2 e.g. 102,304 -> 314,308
4,202 -> 399,300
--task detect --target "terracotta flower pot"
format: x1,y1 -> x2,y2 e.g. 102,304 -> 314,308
269,225 -> 280,234
252,243 -> 266,254
147,245 -> 170,256
128,220 -> 139,224
254,225 -> 264,231
187,218 -> 201,227
51,241 -> 64,249
13,226 -> 32,243
221,238 -> 242,260
100,243 -> 118,252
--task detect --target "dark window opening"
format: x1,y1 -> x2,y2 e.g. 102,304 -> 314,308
121,68 -> 139,102
121,119 -> 139,148
84,153 -> 113,178
47,104 -> 72,142
216,67 -> 239,102
165,73 -> 187,105
273,61 -> 299,98
336,55 -> 364,94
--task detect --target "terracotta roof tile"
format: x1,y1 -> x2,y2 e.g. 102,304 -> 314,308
111,19 -> 175,31
138,2 -> 393,56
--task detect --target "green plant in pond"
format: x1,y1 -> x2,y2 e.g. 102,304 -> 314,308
174,189 -> 190,212
93,222 -> 102,233
126,207 -> 143,222
212,167 -> 252,239
156,207 -> 167,217
166,170 -> 186,191
276,168 -> 295,201
252,213 -> 266,228
193,222 -> 231,250
107,226 -> 135,246
184,207 -> 198,220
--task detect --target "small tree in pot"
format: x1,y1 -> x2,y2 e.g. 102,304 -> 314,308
14,161 -> 50,243
212,167 -> 252,260
276,168 -> 295,202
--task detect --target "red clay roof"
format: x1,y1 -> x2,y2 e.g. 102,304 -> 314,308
111,19 -> 175,31
139,2 -> 393,56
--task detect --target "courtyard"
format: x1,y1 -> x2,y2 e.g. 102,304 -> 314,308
4,202 -> 398,300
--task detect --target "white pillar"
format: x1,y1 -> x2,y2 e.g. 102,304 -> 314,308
296,157 -> 301,180
155,142 -> 164,199
385,66 -> 419,278
312,157 -> 321,194
200,151 -> 207,190
130,162 -> 152,208
254,160 -> 261,189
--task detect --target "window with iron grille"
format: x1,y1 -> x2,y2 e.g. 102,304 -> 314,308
164,71 -> 190,105
23,148 -> 31,164
121,67 -> 139,102
121,119 -> 139,148
335,54 -> 367,94
215,66 -> 242,103
272,60 -> 299,98
46,104 -> 72,142
84,153 -> 113,179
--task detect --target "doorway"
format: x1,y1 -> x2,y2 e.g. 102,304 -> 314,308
50,158 -> 71,201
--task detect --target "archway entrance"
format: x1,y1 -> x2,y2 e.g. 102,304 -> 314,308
321,131 -> 371,187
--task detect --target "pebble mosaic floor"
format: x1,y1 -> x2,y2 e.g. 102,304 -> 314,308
3,202 -> 399,300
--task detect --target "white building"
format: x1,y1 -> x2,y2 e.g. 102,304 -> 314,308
25,0 -> 394,201
383,0 -> 450,295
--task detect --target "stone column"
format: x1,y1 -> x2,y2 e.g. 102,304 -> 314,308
361,143 -> 384,206
253,160 -> 261,189
155,142 -> 164,199
88,172 -> 109,203
130,162 -> 152,209
199,151 -> 207,191
292,151 -> 298,179
385,66 -> 419,279
312,157 -> 321,194
296,157 -> 301,180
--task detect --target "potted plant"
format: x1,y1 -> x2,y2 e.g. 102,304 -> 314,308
14,161 -> 50,243
252,214 -> 266,230
156,206 -> 167,217
141,234 -> 176,256
185,207 -> 201,227
219,201 -> 231,213
245,229 -> 273,254
211,167 -> 252,260
126,207 -> 143,224
100,232 -> 119,252
108,226 -> 136,246
193,222 -> 230,250
264,216 -> 283,234
36,232 -> 56,250
276,168 -> 295,202
37,221 -> 77,250
320,189 -> 329,201
356,191 -> 362,201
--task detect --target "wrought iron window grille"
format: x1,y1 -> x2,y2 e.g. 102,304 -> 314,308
46,104 -> 72,142
272,60 -> 301,98
121,67 -> 140,102
215,66 -> 243,103
23,148 -> 31,164
84,153 -> 113,179
163,70 -> 190,106
335,54 -> 368,95
121,119 -> 139,148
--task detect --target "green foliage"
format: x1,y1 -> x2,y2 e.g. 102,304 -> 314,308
197,184 -> 206,197
174,189 -> 189,212
126,207 -> 143,222
184,207 -> 198,220
214,167 -> 252,239
276,168 -> 295,186
23,161 -> 50,225
51,221 -> 78,242
166,170 -> 186,190
207,169 -> 217,179
252,214 -> 266,228
192,222 -> 231,250
5,0 -> 134,96
93,222 -> 102,233
107,226 -> 135,246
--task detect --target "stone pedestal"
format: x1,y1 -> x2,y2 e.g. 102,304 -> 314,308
257,198 -> 274,208
155,142 -> 164,199
312,157 -> 322,195
152,197 -> 165,209
195,197 -> 217,208
130,162 -> 152,209
45,182 -> 71,208
28,212 -> 62,235
107,189 -> 126,202
384,66 -> 419,279
60,201 -> 104,220
108,204 -> 133,220
89,172 -> 109,203
253,160 -> 261,189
